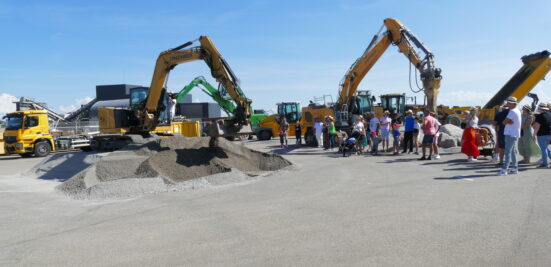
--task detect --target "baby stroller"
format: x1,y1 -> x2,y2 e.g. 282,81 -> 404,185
341,137 -> 358,157
476,126 -> 495,157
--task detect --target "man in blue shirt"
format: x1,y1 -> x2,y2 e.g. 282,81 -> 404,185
402,110 -> 415,153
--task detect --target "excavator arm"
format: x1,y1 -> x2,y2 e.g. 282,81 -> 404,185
172,76 -> 237,117
138,36 -> 251,133
337,18 -> 441,112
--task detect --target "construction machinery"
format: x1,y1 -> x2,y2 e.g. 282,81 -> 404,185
171,76 -> 267,130
3,109 -> 93,157
96,36 -> 252,149
256,18 -> 439,144
441,50 -> 550,125
336,18 -> 441,118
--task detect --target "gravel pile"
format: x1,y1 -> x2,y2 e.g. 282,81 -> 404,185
49,137 -> 291,199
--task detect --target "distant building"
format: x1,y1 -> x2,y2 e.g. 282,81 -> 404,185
84,84 -> 220,121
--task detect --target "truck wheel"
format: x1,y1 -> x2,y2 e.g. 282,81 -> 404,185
445,114 -> 461,126
34,141 -> 51,157
258,130 -> 271,141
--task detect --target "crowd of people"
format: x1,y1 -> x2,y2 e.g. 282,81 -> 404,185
489,97 -> 551,175
275,97 -> 551,175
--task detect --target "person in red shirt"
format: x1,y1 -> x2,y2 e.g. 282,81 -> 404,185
419,110 -> 438,160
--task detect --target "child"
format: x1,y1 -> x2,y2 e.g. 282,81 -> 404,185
392,123 -> 401,155
371,131 -> 380,155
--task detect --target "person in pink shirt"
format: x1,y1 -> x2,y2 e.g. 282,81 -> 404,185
419,110 -> 438,160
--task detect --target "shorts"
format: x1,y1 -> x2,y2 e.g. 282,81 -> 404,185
393,135 -> 400,146
381,129 -> 390,139
422,134 -> 435,145
413,129 -> 419,136
497,133 -> 505,149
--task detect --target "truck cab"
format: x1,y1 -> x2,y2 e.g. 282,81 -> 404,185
3,110 -> 55,157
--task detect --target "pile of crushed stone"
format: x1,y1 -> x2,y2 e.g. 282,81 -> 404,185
47,137 -> 291,199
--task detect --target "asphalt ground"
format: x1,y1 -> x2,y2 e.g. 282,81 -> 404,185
1,138 -> 550,266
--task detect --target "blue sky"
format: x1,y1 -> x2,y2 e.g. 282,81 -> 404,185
0,0 -> 550,115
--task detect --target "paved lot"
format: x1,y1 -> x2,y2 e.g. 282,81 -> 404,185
1,140 -> 550,266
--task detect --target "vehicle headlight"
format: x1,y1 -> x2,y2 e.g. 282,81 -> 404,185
15,143 -> 23,149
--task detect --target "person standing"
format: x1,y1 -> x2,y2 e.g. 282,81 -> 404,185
430,111 -> 441,159
352,116 -> 366,152
380,111 -> 391,152
323,116 -> 330,150
392,122 -> 401,155
498,97 -> 522,176
402,110 -> 415,153
532,103 -> 551,167
327,116 -> 337,151
418,110 -> 437,160
294,120 -> 302,146
369,113 -> 380,152
413,117 -> 421,155
278,117 -> 289,148
493,103 -> 509,165
461,109 -> 480,162
313,117 -> 324,148
518,105 -> 540,163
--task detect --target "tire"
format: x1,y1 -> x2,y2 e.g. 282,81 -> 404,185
80,146 -> 92,152
258,130 -> 271,141
34,141 -> 51,157
445,114 -> 461,126
305,128 -> 316,146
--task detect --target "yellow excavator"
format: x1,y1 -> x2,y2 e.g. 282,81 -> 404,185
336,18 -> 442,117
95,36 -> 252,150
255,18 -> 441,144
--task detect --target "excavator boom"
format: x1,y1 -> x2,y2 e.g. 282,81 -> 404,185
136,36 -> 251,134
337,18 -> 441,112
173,76 -> 236,117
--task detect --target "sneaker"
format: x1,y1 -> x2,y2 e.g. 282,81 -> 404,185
491,155 -> 499,163
509,168 -> 519,174
414,152 -> 420,155
497,169 -> 508,176
536,159 -> 543,164
433,154 -> 441,159
537,164 -> 548,168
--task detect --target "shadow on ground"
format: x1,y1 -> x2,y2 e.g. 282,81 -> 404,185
35,152 -> 100,182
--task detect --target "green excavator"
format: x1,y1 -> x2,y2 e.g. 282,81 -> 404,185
171,76 -> 268,130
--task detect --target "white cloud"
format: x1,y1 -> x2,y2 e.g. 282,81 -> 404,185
438,90 -> 495,107
0,93 -> 18,116
58,96 -> 94,114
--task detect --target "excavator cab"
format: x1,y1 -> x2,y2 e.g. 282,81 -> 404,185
379,94 -> 406,117
353,90 -> 376,115
129,87 -> 171,126
277,102 -> 301,123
